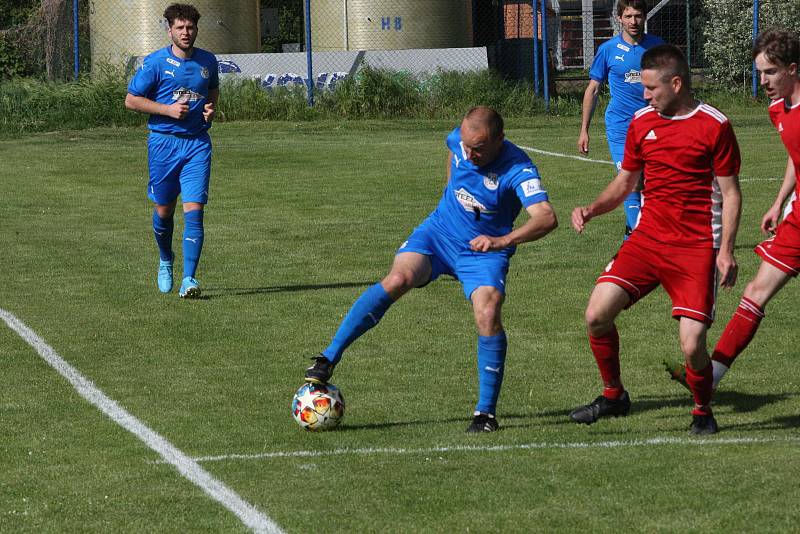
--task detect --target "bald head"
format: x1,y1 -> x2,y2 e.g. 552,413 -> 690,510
460,107 -> 505,167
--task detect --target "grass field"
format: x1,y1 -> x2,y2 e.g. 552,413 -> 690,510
2,109 -> 799,533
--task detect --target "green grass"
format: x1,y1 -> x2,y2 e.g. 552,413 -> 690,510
1,110 -> 798,533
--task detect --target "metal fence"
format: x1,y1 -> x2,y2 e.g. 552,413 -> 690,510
2,1 -> 795,101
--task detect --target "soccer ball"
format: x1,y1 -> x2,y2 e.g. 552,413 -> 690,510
292,382 -> 345,431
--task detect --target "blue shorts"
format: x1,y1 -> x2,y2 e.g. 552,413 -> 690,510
606,129 -> 627,172
147,132 -> 212,205
398,218 -> 510,300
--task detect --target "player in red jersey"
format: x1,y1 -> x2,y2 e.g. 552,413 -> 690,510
666,29 -> 800,393
570,44 -> 742,435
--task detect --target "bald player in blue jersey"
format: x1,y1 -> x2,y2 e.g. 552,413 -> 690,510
304,107 -> 558,432
125,3 -> 219,298
578,0 -> 664,239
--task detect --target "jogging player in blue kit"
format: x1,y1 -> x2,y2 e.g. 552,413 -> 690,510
304,107 -> 558,432
577,0 -> 663,238
125,3 -> 219,298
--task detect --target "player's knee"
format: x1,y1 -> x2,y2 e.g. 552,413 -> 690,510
382,270 -> 417,294
584,306 -> 611,334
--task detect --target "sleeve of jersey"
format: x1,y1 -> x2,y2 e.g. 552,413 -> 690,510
445,127 -> 461,154
209,55 -> 220,90
127,57 -> 157,97
712,120 -> 742,177
588,45 -> 608,83
512,165 -> 549,207
621,120 -> 643,171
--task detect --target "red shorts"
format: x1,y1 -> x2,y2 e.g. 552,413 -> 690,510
755,212 -> 800,276
596,234 -> 718,324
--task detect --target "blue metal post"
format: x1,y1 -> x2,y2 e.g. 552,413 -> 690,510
540,0 -> 550,111
752,0 -> 759,98
532,0 -> 539,95
304,0 -> 314,106
73,0 -> 79,79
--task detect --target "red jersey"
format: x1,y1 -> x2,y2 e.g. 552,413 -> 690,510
768,98 -> 800,213
622,103 -> 741,248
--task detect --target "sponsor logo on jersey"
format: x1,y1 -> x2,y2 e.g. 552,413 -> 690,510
483,172 -> 499,190
521,178 -> 543,197
624,70 -> 642,84
454,188 -> 495,214
614,55 -> 625,61
165,69 -> 175,77
616,42 -> 631,52
166,57 -> 181,68
200,67 -> 209,79
645,129 -> 657,140
172,88 -> 202,102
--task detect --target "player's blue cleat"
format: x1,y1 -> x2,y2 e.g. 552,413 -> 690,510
179,276 -> 201,299
157,259 -> 173,293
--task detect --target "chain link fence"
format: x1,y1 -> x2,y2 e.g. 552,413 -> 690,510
2,1 -> 799,97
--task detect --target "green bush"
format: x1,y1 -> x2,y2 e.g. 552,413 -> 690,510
702,0 -> 800,86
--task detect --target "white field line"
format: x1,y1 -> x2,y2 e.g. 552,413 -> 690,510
0,308 -> 283,534
185,435 -> 800,464
518,144 -> 779,182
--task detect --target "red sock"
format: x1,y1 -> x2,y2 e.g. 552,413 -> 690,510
685,363 -> 713,415
589,327 -> 623,399
712,297 -> 765,368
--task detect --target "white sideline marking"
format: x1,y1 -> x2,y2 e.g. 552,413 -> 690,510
186,435 -> 800,464
0,308 -> 283,534
518,144 -> 779,182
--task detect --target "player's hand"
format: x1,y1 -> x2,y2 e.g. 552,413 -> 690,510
760,205 -> 781,235
203,102 -> 216,123
578,131 -> 590,154
717,250 -> 738,289
164,102 -> 189,120
469,235 -> 506,252
571,206 -> 593,233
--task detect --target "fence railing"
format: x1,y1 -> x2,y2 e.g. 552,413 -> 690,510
1,0 -> 795,103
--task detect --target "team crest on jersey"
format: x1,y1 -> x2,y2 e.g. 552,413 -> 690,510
172,88 -> 202,102
166,57 -> 181,68
200,67 -> 210,79
483,173 -> 499,191
624,70 -> 642,84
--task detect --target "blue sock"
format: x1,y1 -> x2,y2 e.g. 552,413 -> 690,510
322,283 -> 394,364
152,210 -> 174,262
182,209 -> 204,279
475,332 -> 507,415
623,191 -> 641,238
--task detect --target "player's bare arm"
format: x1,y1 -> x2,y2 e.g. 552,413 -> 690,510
717,174 -> 742,289
203,87 -> 219,123
761,157 -> 796,234
125,93 -> 189,120
572,168 -> 641,233
578,79 -> 602,154
469,201 -> 557,252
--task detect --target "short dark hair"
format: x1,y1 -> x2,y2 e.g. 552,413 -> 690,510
465,106 -> 504,139
617,0 -> 647,18
641,44 -> 691,87
753,28 -> 800,68
164,3 -> 200,27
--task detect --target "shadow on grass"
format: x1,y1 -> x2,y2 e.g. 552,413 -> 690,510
202,281 -> 374,298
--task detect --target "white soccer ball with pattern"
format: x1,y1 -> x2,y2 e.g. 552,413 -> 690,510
292,382 -> 345,431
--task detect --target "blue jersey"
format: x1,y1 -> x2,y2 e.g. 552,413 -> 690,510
589,33 -> 664,133
429,128 -> 549,253
128,46 -> 219,137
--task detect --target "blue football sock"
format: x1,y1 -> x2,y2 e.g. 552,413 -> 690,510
322,283 -> 394,364
152,209 -> 174,262
623,191 -> 642,238
182,209 -> 204,278
475,332 -> 507,415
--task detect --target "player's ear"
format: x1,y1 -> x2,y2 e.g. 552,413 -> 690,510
789,62 -> 798,79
